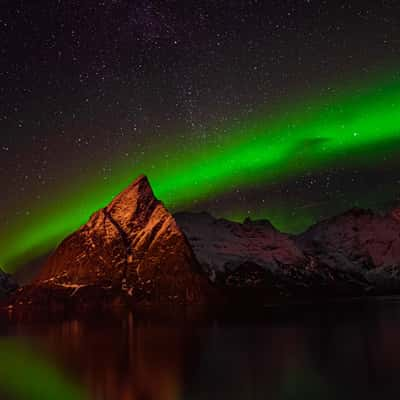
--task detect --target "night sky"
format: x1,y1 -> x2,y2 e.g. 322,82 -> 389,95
1,0 -> 400,271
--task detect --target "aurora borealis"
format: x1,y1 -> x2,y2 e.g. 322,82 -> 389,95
4,2 -> 400,400
2,1 -> 400,272
1,70 -> 400,270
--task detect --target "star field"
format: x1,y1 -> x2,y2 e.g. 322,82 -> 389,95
1,0 -> 400,270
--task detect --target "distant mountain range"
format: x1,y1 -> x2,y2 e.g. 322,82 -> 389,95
4,175 -> 400,310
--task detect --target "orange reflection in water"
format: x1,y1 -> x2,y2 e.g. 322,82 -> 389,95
9,311 -> 202,400
5,301 -> 400,400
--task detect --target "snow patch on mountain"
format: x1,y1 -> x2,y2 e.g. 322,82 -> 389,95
297,208 -> 400,272
175,212 -> 306,281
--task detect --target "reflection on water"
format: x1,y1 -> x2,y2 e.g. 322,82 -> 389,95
0,339 -> 87,400
2,299 -> 400,399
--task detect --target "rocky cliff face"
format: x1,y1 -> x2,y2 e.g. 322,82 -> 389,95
175,212 -> 368,297
297,208 -> 400,291
32,175 -> 212,305
175,212 -> 307,281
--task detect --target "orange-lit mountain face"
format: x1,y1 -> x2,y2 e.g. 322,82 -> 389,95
6,175 -> 400,310
12,175 -> 214,309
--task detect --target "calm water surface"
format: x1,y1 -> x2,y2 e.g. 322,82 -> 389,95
2,299 -> 400,399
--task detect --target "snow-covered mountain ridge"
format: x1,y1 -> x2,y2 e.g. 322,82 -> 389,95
175,206 -> 400,294
6,176 -> 400,308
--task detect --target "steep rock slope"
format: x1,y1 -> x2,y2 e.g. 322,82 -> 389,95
175,212 -> 306,279
297,208 -> 400,290
33,175 -> 211,305
175,212 -> 367,295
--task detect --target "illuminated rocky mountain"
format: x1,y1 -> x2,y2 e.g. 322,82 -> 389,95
175,207 -> 400,296
175,212 -> 306,282
8,176 -> 400,309
175,212 -> 367,296
297,208 -> 400,291
18,175 -> 213,306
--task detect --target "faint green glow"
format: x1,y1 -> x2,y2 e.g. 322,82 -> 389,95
278,367 -> 337,400
1,71 -> 400,270
0,339 -> 87,400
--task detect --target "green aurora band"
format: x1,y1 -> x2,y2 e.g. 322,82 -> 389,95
2,71 -> 400,271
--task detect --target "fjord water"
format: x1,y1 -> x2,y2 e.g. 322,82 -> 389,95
2,299 -> 400,400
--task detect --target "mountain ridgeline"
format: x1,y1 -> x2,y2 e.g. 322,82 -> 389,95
31,175 -> 214,306
6,175 -> 400,309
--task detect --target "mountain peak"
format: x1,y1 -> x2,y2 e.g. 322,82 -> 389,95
342,207 -> 374,218
115,174 -> 154,199
132,173 -> 150,186
107,174 -> 159,220
243,217 -> 274,229
34,174 -> 212,305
